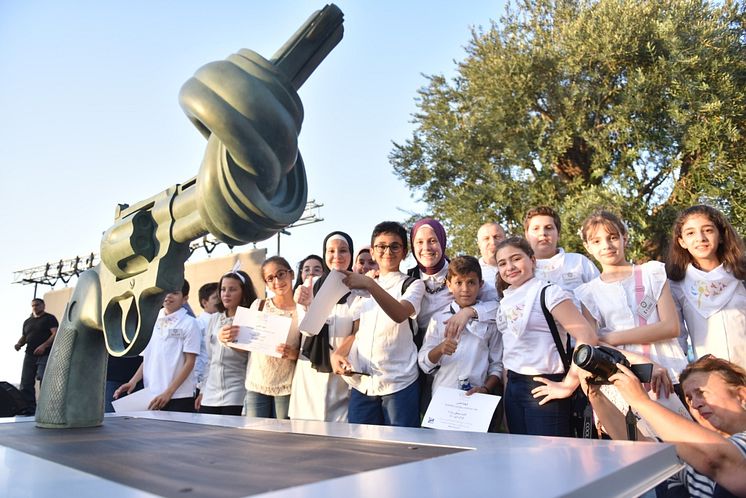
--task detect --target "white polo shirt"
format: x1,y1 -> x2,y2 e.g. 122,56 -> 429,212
535,248 -> 599,292
497,278 -> 571,375
346,272 -> 425,396
142,307 -> 201,399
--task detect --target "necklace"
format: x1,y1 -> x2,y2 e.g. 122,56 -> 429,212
425,281 -> 447,294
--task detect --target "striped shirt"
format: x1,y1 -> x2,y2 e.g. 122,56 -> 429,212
685,431 -> 746,497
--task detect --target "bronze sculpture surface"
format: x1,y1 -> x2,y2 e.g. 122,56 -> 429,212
36,4 -> 344,428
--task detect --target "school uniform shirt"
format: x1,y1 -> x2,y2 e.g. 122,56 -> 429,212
200,312 -> 249,407
670,264 -> 746,369
244,299 -> 302,397
574,261 -> 688,380
535,248 -> 600,292
417,261 -> 499,332
194,311 -> 214,387
419,302 -> 503,392
497,277 -> 572,375
345,271 -> 425,396
289,295 -> 355,422
141,307 -> 201,399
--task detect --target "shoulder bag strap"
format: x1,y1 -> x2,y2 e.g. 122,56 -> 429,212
633,265 -> 650,358
539,286 -> 571,373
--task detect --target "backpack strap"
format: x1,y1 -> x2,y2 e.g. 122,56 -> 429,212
401,276 -> 419,339
539,286 -> 572,373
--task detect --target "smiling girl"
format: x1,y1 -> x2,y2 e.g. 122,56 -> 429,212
220,256 -> 302,419
197,270 -> 257,415
290,231 -> 356,422
495,237 -> 597,437
666,205 -> 746,368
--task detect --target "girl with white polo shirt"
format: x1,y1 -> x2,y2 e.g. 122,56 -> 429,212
574,210 -> 688,401
496,237 -> 598,437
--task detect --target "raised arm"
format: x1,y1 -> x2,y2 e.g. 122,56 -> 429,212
611,364 -> 746,496
342,271 -> 419,324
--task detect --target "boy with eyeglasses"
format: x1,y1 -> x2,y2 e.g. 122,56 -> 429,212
333,221 -> 425,427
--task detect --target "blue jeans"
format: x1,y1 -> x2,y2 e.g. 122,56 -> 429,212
245,391 -> 290,419
348,381 -> 420,427
504,371 -> 572,437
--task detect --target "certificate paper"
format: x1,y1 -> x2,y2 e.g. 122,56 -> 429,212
112,388 -> 154,413
422,387 -> 500,433
299,270 -> 350,336
231,306 -> 292,358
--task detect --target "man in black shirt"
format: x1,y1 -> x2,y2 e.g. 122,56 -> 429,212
14,298 -> 58,414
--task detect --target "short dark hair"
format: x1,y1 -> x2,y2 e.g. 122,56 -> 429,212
181,279 -> 190,296
371,221 -> 408,254
447,255 -> 482,281
31,298 -> 44,305
198,282 -> 219,308
524,206 -> 561,234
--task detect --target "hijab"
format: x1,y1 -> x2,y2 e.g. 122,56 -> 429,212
321,231 -> 354,273
410,218 -> 447,275
315,231 -> 354,304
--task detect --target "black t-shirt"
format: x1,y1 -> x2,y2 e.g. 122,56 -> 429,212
22,312 -> 59,354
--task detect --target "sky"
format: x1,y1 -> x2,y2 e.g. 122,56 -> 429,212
0,1 -> 505,384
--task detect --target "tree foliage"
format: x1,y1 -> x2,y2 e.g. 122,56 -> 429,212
391,0 -> 746,260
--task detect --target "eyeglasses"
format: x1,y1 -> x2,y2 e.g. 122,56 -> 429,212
373,243 -> 403,254
264,269 -> 290,284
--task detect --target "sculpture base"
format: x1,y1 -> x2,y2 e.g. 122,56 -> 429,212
1,417 -> 461,497
0,412 -> 682,497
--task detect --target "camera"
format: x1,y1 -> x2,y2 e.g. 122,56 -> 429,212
573,345 -> 653,384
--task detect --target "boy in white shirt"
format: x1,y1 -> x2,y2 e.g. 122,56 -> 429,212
333,221 -> 426,427
524,206 -> 599,292
114,280 -> 201,412
419,255 -> 503,395
194,282 -> 219,395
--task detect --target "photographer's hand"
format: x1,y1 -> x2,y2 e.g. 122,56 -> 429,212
609,363 -> 650,407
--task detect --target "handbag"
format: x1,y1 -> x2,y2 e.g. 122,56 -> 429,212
300,326 -> 333,373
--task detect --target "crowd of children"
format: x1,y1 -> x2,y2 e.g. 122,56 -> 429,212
109,204 -> 746,497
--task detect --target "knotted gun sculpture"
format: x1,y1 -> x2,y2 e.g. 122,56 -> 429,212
36,4 -> 344,428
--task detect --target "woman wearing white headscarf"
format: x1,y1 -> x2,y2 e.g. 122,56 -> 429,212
289,231 -> 355,422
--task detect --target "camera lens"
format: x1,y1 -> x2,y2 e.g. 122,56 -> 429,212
572,345 -> 620,384
573,344 -> 591,366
